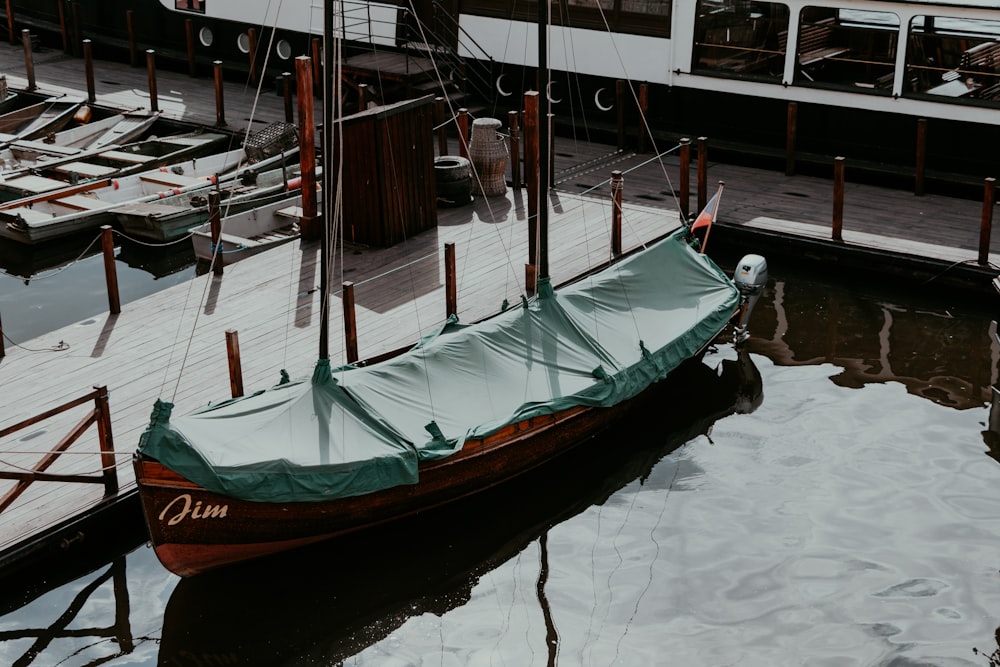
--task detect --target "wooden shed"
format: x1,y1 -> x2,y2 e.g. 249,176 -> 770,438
334,95 -> 437,248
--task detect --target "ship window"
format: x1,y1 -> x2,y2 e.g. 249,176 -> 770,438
198,26 -> 214,48
461,0 -> 671,38
907,15 -> 1000,104
693,1 -> 789,82
791,8 -> 898,93
237,33 -> 251,54
276,39 -> 293,60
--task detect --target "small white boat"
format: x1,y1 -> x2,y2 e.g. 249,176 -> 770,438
3,109 -> 160,167
190,193 -> 306,264
0,96 -> 84,145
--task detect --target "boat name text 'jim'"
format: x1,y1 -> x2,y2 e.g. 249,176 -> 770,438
159,494 -> 229,525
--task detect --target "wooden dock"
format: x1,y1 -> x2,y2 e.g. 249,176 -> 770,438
2,37 -> 1000,576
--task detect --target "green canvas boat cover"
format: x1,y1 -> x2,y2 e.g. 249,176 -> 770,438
139,229 -> 739,503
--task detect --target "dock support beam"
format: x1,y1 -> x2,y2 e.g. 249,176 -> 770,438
5,0 -> 13,45
125,9 -> 135,66
283,72 -> 293,123
100,226 -> 120,315
434,97 -> 447,157
445,243 -> 457,318
616,79 -> 625,151
611,170 -> 623,256
915,118 -> 927,197
21,29 -> 34,91
226,330 -> 244,398
342,282 -> 358,364
146,49 -> 159,112
458,108 -> 469,159
832,156 -> 845,242
295,55 -> 318,240
786,101 -> 797,176
213,61 -> 225,126
509,110 -> 521,190
980,177 -> 995,266
637,83 -> 649,153
185,19 -> 197,76
83,39 -> 95,103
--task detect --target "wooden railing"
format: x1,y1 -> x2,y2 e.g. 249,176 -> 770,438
0,386 -> 118,514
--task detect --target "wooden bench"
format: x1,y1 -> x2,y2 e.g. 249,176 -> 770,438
779,18 -> 849,68
960,41 -> 1000,74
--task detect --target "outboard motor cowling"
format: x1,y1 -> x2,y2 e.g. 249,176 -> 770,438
732,254 -> 768,344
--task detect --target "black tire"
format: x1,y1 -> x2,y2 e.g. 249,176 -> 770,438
434,156 -> 471,183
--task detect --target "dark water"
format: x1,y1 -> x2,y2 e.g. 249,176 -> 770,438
2,259 -> 1000,666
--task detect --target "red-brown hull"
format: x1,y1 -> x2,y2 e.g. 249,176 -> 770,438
134,398 -> 640,577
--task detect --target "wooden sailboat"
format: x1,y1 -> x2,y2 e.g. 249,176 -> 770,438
132,0 -> 769,577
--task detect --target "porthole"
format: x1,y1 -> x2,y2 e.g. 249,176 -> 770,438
198,26 -> 213,47
276,39 -> 292,60
237,32 -> 250,54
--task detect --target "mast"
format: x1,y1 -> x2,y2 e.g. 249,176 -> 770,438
538,0 -> 550,281
319,0 -> 335,360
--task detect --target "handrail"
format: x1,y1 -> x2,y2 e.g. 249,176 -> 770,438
0,385 -> 118,514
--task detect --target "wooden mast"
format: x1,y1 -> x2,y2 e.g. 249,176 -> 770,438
319,0 -> 335,361
537,0 -> 550,281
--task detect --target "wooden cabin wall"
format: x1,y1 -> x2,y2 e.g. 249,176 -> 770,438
339,95 -> 437,248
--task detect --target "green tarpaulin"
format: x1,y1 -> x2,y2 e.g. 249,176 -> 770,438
139,229 -> 739,502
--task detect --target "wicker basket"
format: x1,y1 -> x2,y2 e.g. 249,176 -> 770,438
469,118 -> 507,197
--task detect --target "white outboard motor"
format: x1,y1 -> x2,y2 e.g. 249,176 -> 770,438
732,254 -> 768,344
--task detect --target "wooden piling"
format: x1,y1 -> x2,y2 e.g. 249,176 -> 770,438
915,118 -> 927,197
209,190 -> 223,275
213,61 -> 225,126
445,242 -> 457,317
311,37 -> 321,88
697,136 -> 708,212
100,226 -> 120,315
434,97 -> 447,157
226,330 -> 244,398
5,0 -> 13,45
980,177 -> 995,266
525,263 -> 537,298
295,55 -> 319,240
524,92 -> 539,266
342,282 -> 358,364
611,170 -> 623,256
785,101 -> 797,176
0,311 -> 4,358
20,29 -> 34,92
146,49 -> 159,112
616,79 -> 625,150
679,137 -> 691,221
832,156 -> 845,242
82,39 -> 94,103
283,72 -> 293,123
638,84 -> 649,153
185,19 -> 197,76
509,110 -> 521,190
94,385 -> 118,494
548,112 -> 555,186
458,108 -> 469,159
124,9 -> 135,66
358,83 -> 368,111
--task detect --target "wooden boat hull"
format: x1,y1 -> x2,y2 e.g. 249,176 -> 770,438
190,195 -> 302,263
134,390 -> 670,577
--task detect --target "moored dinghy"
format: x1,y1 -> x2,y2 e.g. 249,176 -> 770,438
190,192 -> 309,264
0,95 -> 84,145
3,109 -> 161,167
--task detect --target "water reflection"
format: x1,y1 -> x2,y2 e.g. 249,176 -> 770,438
157,349 -> 762,666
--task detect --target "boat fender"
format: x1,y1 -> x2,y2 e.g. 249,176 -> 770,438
160,167 -> 168,172
205,175 -> 218,185
111,179 -> 119,190
172,188 -> 182,196
286,176 -> 301,190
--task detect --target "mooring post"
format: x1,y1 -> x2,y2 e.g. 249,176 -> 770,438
225,330 -> 244,398
295,55 -> 318,240
525,263 -> 537,298
616,79 -> 626,150
915,118 -> 927,197
209,190 -> 223,275
508,110 -> 521,190
124,9 -> 135,65
21,29 -> 34,92
638,84 -> 649,153
93,385 -> 118,495
5,0 -> 13,46
679,137 -> 691,221
213,60 -> 225,126
358,83 -> 368,111
100,226 -> 121,315
524,92 -> 539,267
697,136 -> 708,212
458,108 -> 469,159
282,72 -> 293,123
832,156 -> 845,242
83,39 -> 95,103
185,19 -> 197,76
548,112 -> 555,186
247,27 -> 258,86
611,170 -> 623,256
57,2 -> 69,53
146,49 -> 159,112
70,0 -> 81,56
786,101 -> 798,176
980,177 -> 996,266
445,243 -> 457,318
342,282 -> 359,364
434,97 -> 447,156
0,311 -> 5,358
311,37 -> 321,87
